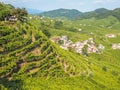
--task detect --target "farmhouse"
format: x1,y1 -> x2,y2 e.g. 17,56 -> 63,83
5,15 -> 18,23
112,43 -> 120,49
98,44 -> 105,50
105,34 -> 116,38
87,44 -> 98,53
78,28 -> 82,31
73,42 -> 85,54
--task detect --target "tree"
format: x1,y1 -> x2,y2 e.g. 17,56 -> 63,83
102,66 -> 107,72
0,3 -> 11,20
19,8 -> 28,16
41,28 -> 51,38
82,45 -> 88,56
39,24 -> 51,38
10,8 -> 28,19
54,20 -> 63,29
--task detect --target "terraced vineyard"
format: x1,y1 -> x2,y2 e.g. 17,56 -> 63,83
0,22 -> 93,79
0,23 -> 65,78
0,21 -> 120,90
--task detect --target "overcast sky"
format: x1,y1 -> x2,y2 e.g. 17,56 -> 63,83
1,0 -> 120,12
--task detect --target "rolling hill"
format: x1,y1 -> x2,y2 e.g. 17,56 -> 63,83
0,22 -> 85,79
39,8 -> 82,20
39,8 -> 120,21
78,8 -> 120,20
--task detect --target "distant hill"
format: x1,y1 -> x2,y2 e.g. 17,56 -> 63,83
26,8 -> 43,14
39,8 -> 82,20
78,8 -> 120,20
94,8 -> 109,13
39,8 -> 120,21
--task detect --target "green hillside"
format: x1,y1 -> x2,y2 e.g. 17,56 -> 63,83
39,8 -> 82,20
78,8 -> 120,20
0,2 -> 120,90
39,7 -> 120,21
0,22 -> 87,78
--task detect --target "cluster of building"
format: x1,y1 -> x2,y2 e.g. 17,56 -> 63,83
51,35 -> 105,54
79,24 -> 91,27
71,38 -> 105,54
112,43 -> 120,50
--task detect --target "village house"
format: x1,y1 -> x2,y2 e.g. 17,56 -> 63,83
87,44 -> 98,53
50,35 -> 72,50
5,15 -> 18,23
97,44 -> 105,54
59,35 -> 73,50
60,35 -> 69,45
78,28 -> 82,32
29,17 -> 32,20
72,42 -> 85,54
112,43 -> 120,49
98,44 -> 105,51
88,38 -> 95,44
105,34 -> 116,38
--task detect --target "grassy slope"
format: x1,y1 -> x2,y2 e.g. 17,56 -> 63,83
0,16 -> 120,90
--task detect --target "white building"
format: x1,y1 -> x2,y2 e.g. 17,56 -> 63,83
73,42 -> 85,54
112,43 -> 120,49
88,44 -> 98,53
105,34 -> 116,38
78,28 -> 82,32
98,44 -> 105,51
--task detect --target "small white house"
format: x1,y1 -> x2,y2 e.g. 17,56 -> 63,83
105,34 -> 116,38
98,44 -> 105,51
78,28 -> 82,31
112,43 -> 120,49
88,44 -> 98,53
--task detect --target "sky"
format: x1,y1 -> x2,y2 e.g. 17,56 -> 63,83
1,0 -> 120,12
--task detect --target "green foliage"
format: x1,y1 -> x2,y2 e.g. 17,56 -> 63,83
10,8 -> 28,18
0,2 -> 28,21
0,3 -> 13,20
41,29 -> 51,38
82,45 -> 88,56
54,20 -> 63,29
40,21 -> 51,38
102,66 -> 107,72
78,8 -> 120,21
